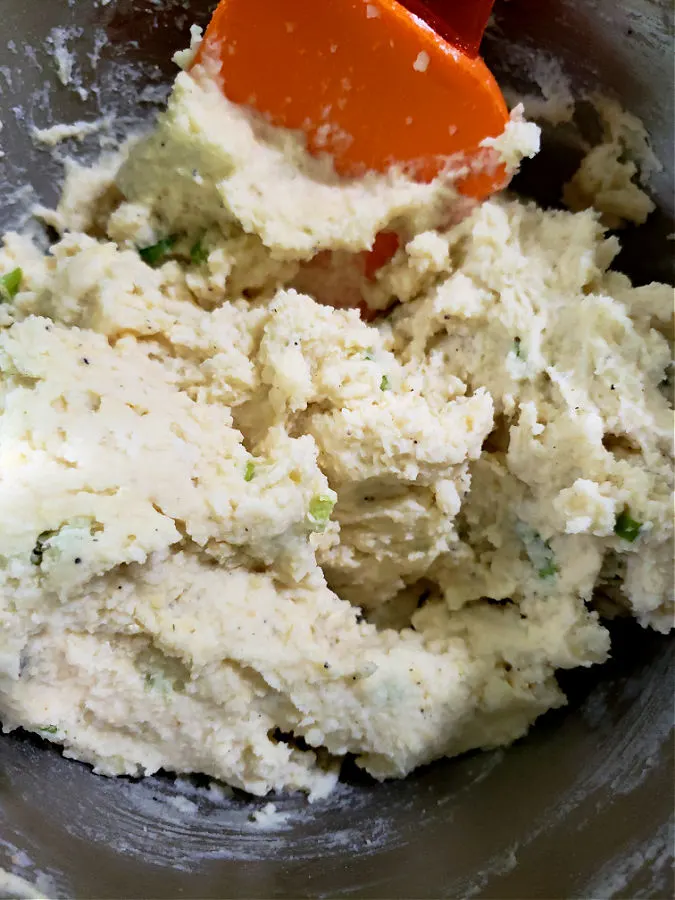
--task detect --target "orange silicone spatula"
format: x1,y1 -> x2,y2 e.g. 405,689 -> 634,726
192,0 -> 508,200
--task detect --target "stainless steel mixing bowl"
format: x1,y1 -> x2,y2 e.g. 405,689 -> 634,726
0,2 -> 673,897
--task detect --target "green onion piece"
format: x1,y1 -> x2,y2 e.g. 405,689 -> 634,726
30,529 -> 55,566
308,494 -> 336,530
513,337 -> 524,359
190,239 -> 209,265
144,671 -> 175,693
538,560 -> 558,579
139,236 -> 177,268
516,522 -> 558,580
0,267 -> 23,301
614,509 -> 642,542
363,349 -> 375,362
244,461 -> 256,482
39,725 -> 58,735
380,374 -> 391,391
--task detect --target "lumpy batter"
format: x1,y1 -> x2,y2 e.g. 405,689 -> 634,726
0,47 -> 672,797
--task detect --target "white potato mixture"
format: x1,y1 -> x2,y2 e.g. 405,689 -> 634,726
0,48 -> 672,798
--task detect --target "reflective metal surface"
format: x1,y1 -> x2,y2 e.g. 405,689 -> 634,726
0,2 -> 672,897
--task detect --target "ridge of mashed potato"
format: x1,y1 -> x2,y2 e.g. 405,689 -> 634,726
0,59 -> 672,797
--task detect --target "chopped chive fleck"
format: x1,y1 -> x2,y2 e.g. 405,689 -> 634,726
614,509 -> 642,542
363,349 -> 375,361
39,725 -> 58,735
0,267 -> 23,301
244,461 -> 256,482
139,236 -> 177,267
190,239 -> 209,265
513,337 -> 525,359
308,494 -> 336,531
380,374 -> 391,391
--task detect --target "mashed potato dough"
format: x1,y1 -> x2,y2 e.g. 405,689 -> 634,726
0,59 -> 672,798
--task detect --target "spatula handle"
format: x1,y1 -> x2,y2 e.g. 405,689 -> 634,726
402,0 -> 496,55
